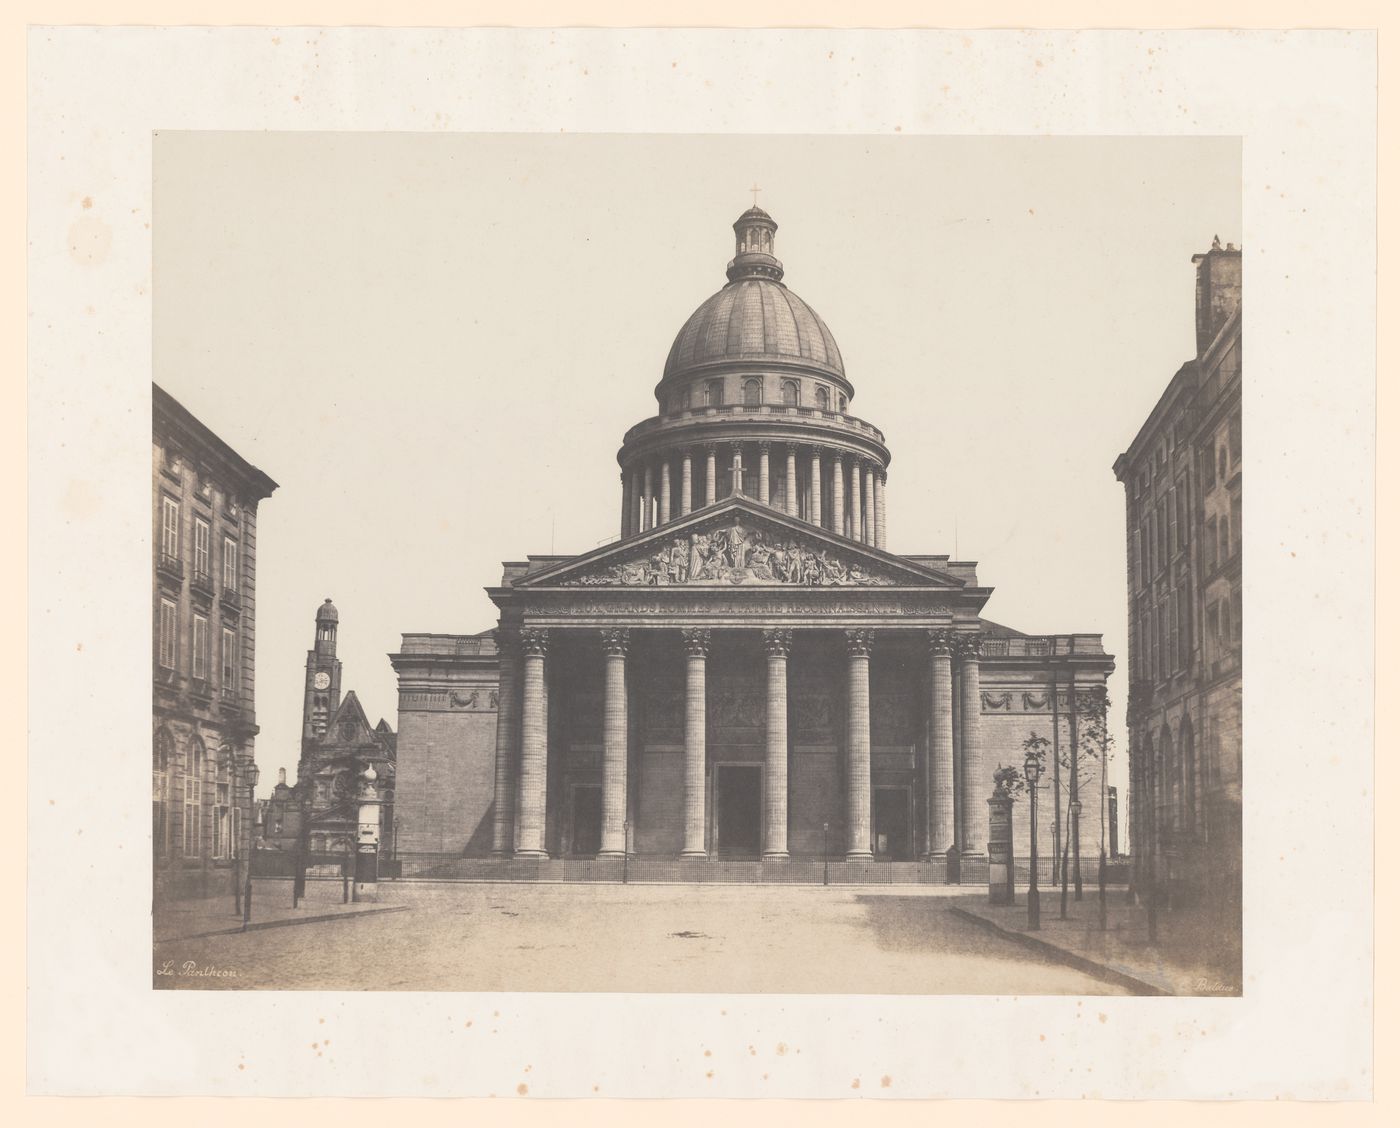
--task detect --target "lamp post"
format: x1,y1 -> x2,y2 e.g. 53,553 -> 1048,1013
1024,750 -> 1042,931
822,821 -> 830,886
241,759 -> 259,930
622,819 -> 631,885
393,816 -> 401,863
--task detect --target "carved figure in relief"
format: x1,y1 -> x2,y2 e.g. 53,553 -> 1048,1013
564,519 -> 897,586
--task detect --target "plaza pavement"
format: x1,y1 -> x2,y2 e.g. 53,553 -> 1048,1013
154,878 -> 1134,994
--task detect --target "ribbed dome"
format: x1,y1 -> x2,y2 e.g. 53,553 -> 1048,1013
663,279 -> 845,382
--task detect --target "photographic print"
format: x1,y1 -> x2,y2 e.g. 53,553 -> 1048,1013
149,132 -> 1240,997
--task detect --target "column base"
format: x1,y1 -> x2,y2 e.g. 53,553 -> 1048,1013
489,848 -> 511,857
596,849 -> 625,859
680,850 -> 709,860
762,851 -> 790,862
845,850 -> 874,861
515,849 -> 549,860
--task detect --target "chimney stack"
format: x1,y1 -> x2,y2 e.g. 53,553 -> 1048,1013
1191,237 -> 1242,358
278,767 -> 287,787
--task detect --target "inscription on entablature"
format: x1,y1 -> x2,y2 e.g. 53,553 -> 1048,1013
525,597 -> 954,618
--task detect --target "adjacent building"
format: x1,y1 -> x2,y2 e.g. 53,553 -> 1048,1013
259,600 -> 397,859
152,384 -> 277,900
1113,237 -> 1242,912
390,205 -> 1115,879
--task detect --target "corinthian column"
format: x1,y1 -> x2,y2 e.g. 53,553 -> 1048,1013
809,447 -> 823,527
680,449 -> 693,516
659,458 -> 672,524
681,629 -> 710,858
730,442 -> 745,497
844,629 -> 875,860
490,628 -> 520,854
958,633 -> 986,856
758,442 -> 771,506
832,454 -> 846,537
926,630 -> 956,857
642,463 -> 655,532
863,463 -> 877,546
630,467 -> 643,536
762,629 -> 792,860
704,444 -> 717,507
848,459 -> 863,543
785,444 -> 799,516
598,628 -> 630,857
875,470 -> 887,549
516,628 -> 550,859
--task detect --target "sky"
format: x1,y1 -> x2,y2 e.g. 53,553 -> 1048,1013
154,131 -> 1241,805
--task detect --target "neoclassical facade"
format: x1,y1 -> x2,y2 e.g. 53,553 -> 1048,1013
392,207 -> 1115,876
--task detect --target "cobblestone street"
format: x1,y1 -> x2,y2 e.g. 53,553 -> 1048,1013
154,880 -> 1130,994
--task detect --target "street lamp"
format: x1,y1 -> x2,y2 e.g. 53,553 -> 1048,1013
822,821 -> 830,886
241,759 -> 259,930
393,815 -> 401,863
1024,750 -> 1042,931
1070,797 -> 1083,902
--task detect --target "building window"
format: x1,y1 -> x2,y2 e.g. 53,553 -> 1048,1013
221,627 -> 238,692
158,599 -> 178,669
1220,514 -> 1231,561
1231,495 -> 1242,557
743,378 -> 761,406
1207,517 -> 1219,570
193,517 -> 210,581
816,386 -> 830,410
192,614 -> 209,681
160,496 -> 181,560
838,394 -> 848,413
705,379 -> 724,406
213,752 -> 232,859
1218,443 -> 1228,483
1231,590 -> 1242,643
781,380 -> 799,406
1203,446 -> 1216,490
1168,488 -> 1178,555
154,729 -> 174,856
223,537 -> 238,593
183,737 -> 206,856
1229,411 -> 1242,466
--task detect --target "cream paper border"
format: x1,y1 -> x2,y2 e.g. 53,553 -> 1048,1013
19,6 -> 1379,1110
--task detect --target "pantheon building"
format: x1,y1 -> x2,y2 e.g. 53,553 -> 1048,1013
392,205 -> 1114,879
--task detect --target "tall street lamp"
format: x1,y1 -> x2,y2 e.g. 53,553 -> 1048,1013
241,759 -> 259,930
1024,749 -> 1042,931
822,821 -> 830,886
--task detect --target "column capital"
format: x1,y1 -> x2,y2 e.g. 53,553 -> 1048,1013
730,440 -> 744,454
704,441 -> 718,454
757,440 -> 771,453
786,441 -> 800,456
844,628 -> 876,657
956,632 -> 983,661
520,627 -> 549,657
926,628 -> 957,657
762,628 -> 793,658
681,627 -> 712,657
599,627 -> 631,656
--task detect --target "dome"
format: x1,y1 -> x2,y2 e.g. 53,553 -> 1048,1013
663,279 -> 845,382
316,598 -> 339,624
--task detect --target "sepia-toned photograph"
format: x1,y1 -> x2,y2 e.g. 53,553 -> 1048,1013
149,131 -> 1242,997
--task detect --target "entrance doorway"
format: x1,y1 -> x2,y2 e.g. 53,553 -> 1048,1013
872,786 -> 912,860
715,765 -> 761,857
570,785 -> 602,856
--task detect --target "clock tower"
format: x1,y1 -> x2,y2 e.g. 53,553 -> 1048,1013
302,598 -> 344,748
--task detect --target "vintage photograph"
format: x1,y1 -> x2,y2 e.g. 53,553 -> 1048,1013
149,132 -> 1241,997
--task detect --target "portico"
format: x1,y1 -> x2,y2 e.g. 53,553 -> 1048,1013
486,496 -> 990,864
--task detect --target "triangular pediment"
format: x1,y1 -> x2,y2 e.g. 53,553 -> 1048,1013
515,496 -> 964,590
323,691 -> 375,746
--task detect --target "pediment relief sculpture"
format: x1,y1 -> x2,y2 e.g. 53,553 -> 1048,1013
562,518 -> 898,588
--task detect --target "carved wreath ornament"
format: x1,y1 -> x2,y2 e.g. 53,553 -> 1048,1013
564,519 -> 897,588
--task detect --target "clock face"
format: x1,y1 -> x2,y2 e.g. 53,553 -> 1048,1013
313,671 -> 331,690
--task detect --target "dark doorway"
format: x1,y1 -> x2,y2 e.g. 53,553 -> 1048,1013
715,765 -> 761,857
571,785 -> 602,856
872,787 -> 912,860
